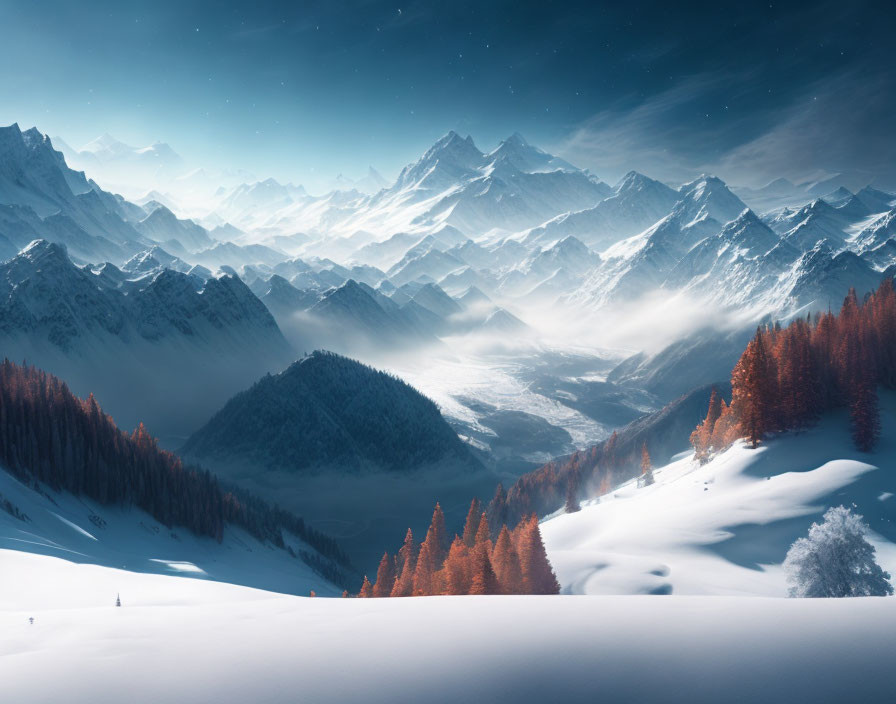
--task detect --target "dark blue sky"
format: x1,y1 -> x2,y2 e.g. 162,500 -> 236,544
1,0 -> 893,187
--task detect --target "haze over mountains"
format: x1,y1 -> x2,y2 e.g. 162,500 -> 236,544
4,120 -> 896,452
3,119 -> 896,570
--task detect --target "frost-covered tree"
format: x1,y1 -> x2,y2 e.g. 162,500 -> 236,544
639,442 -> 654,487
784,506 -> 893,598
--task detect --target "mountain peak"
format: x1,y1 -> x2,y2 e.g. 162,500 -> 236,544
732,208 -> 761,225
617,170 -> 660,192
429,130 -> 478,151
82,132 -> 127,152
22,238 -> 69,263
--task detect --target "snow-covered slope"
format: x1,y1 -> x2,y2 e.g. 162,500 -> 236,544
542,395 -> 896,596
0,467 -> 339,598
2,569 -> 894,704
523,171 -> 679,250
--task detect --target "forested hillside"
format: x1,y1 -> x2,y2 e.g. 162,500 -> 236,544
478,384 -> 720,530
0,360 -> 350,582
182,350 -> 483,474
692,278 -> 896,457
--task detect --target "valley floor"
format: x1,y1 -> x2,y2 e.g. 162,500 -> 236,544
1,558 -> 893,704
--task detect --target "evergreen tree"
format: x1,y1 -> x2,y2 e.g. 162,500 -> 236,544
468,542 -> 500,595
474,512 -> 492,553
564,466 -> 581,513
492,525 -> 523,594
372,552 -> 397,598
396,528 -> 418,575
784,506 -> 893,597
486,483 -> 508,538
462,498 -> 482,547
391,549 -> 417,597
731,328 -> 777,447
358,575 -> 373,598
515,515 -> 561,595
851,378 -> 881,452
412,540 -> 436,596
640,442 -> 654,486
690,387 -> 722,461
441,535 -> 471,595
423,502 -> 449,567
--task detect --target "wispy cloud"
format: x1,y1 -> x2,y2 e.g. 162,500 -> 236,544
556,65 -> 896,188
554,71 -> 737,184
717,70 -> 896,186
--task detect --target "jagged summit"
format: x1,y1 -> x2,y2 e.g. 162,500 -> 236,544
21,237 -> 68,261
674,174 -> 749,226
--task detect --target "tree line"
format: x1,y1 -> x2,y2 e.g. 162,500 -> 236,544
692,279 -> 896,458
355,500 -> 560,597
483,429 -> 650,533
0,360 -> 350,577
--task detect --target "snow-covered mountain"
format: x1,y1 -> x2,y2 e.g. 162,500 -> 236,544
214,178 -> 308,225
854,208 -> 896,252
133,203 -> 215,253
330,166 -> 390,194
53,132 -> 186,195
733,177 -> 809,212
662,210 -> 795,307
523,171 -> 679,250
673,174 -> 749,226
566,213 -> 721,307
0,240 -> 295,443
768,198 -> 855,250
0,124 -> 151,262
214,131 -> 610,244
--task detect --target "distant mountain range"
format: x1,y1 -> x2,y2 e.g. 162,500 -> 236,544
4,120 -> 896,480
0,239 -> 294,444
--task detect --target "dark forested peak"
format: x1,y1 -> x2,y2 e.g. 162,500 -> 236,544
182,350 -> 482,475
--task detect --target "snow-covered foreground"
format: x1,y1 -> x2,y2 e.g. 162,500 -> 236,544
543,397 -> 896,596
1,560 -> 894,704
0,467 -> 339,598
